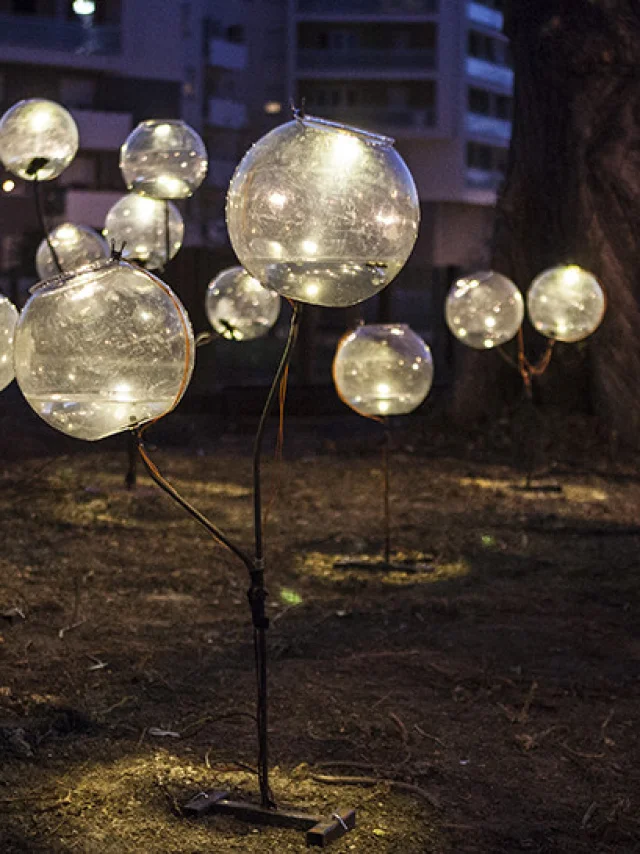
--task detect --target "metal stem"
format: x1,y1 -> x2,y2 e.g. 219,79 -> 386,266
383,418 -> 391,565
164,200 -> 170,268
33,179 -> 63,275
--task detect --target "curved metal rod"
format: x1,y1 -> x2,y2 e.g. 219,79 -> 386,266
33,179 -> 63,275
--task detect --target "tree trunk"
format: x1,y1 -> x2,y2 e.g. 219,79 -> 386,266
455,0 -> 640,444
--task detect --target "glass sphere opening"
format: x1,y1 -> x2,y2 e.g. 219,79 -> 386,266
205,266 -> 281,341
333,323 -> 433,417
36,223 -> 109,280
226,115 -> 420,308
527,265 -> 605,342
120,119 -> 208,199
446,270 -> 524,350
15,258 -> 194,441
104,193 -> 184,270
0,99 -> 78,181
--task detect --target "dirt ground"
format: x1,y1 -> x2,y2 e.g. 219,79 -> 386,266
0,393 -> 638,853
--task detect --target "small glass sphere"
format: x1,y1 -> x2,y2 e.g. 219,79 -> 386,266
226,115 -> 420,308
0,295 -> 19,393
333,324 -> 433,417
446,270 -> 524,350
0,99 -> 78,181
527,265 -> 605,342
120,119 -> 208,199
205,266 -> 281,341
35,223 -> 109,280
103,193 -> 184,270
14,258 -> 194,441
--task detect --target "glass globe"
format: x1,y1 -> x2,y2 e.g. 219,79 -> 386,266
205,266 -> 281,341
103,193 -> 184,270
35,223 -> 109,280
0,295 -> 18,393
120,119 -> 208,199
0,99 -> 78,181
14,258 -> 194,441
445,270 -> 524,350
527,265 -> 605,343
333,324 -> 433,417
226,115 -> 420,308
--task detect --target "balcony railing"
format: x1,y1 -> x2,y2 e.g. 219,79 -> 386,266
466,57 -> 514,90
466,2 -> 504,32
466,167 -> 504,190
298,47 -> 436,71
0,14 -> 120,55
466,112 -> 511,142
208,37 -> 248,71
311,105 -> 436,133
297,0 -> 438,15
207,98 -> 248,130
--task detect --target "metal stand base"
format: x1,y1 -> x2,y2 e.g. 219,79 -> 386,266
509,482 -> 563,495
334,556 -> 434,574
184,790 -> 355,848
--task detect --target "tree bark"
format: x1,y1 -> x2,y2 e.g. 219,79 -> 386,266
455,0 -> 640,444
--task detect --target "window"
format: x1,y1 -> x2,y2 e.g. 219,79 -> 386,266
467,142 -> 507,173
226,24 -> 245,44
468,87 -> 490,115
496,95 -> 511,119
60,77 -> 96,109
467,30 -> 509,65
12,0 -> 37,13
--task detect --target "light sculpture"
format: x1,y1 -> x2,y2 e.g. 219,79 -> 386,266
0,99 -> 78,181
14,258 -> 194,441
333,324 -> 433,417
445,270 -> 524,349
35,223 -> 109,279
0,295 -> 18,392
104,193 -> 184,270
527,264 -> 605,342
226,114 -> 420,307
205,266 -> 281,341
120,119 -> 208,199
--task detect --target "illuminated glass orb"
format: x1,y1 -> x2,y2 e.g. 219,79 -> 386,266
0,99 -> 78,181
445,270 -> 524,350
120,119 -> 208,199
226,115 -> 420,308
0,295 -> 18,393
103,193 -> 184,270
35,223 -> 109,280
205,266 -> 281,341
14,259 -> 194,441
333,324 -> 433,417
527,264 -> 605,343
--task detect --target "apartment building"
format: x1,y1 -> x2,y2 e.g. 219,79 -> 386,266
288,0 -> 513,270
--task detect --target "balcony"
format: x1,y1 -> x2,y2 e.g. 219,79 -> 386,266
466,57 -> 513,90
297,47 -> 436,73
208,37 -> 248,71
64,190 -> 123,229
71,110 -> 132,151
207,158 -> 238,189
0,14 -> 120,55
311,105 -> 436,135
466,2 -> 504,32
207,98 -> 248,130
466,167 -> 504,191
466,113 -> 511,142
297,0 -> 438,15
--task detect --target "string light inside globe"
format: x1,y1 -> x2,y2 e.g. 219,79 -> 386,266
226,115 -> 420,308
527,264 -> 605,342
104,193 -> 184,270
120,119 -> 208,199
14,258 -> 194,441
445,270 -> 524,349
205,266 -> 281,341
35,223 -> 109,279
333,324 -> 433,417
0,295 -> 18,393
0,99 -> 78,181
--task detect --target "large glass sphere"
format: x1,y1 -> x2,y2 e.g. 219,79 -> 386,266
527,265 -> 605,342
0,99 -> 78,181
333,324 -> 433,417
14,258 -> 194,441
226,115 -> 420,308
35,223 -> 109,280
0,295 -> 18,393
446,270 -> 524,349
120,119 -> 208,199
205,266 -> 281,341
103,193 -> 184,270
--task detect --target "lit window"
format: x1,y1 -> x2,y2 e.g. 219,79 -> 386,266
264,101 -> 282,115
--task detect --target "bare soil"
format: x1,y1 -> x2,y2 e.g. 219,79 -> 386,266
0,395 -> 638,853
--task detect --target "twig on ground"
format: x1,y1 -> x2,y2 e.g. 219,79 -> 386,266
310,772 -> 441,810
